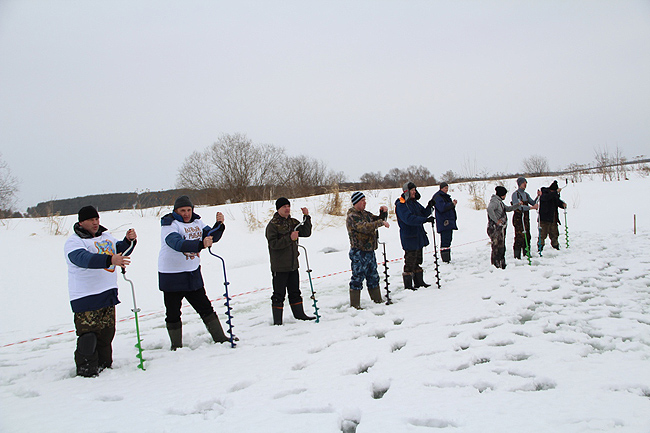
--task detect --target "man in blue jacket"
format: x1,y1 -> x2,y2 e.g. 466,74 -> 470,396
395,182 -> 434,290
64,205 -> 137,377
432,182 -> 458,263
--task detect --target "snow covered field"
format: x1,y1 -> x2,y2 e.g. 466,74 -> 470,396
1,176 -> 649,433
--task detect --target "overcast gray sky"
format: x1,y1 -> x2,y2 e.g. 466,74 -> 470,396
1,0 -> 649,210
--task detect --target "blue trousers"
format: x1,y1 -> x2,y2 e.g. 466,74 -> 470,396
349,249 -> 380,291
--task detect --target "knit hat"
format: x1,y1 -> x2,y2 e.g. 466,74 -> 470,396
549,180 -> 559,191
78,205 -> 99,222
439,182 -> 448,189
173,195 -> 194,211
275,197 -> 290,210
351,191 -> 365,205
517,177 -> 527,187
495,186 -> 508,197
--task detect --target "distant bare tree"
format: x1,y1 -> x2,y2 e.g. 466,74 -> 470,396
594,146 -> 614,181
406,165 -> 436,186
176,150 -> 216,190
383,168 -> 405,188
0,153 -> 19,213
359,171 -> 384,189
440,170 -> 458,184
522,155 -> 550,176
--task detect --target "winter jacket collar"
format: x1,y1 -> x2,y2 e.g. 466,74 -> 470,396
73,222 -> 108,239
161,211 -> 201,226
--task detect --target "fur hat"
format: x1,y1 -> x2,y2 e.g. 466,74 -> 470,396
517,177 -> 527,187
495,186 -> 508,197
351,191 -> 365,205
78,205 -> 99,222
275,197 -> 290,210
402,181 -> 416,191
174,195 -> 194,211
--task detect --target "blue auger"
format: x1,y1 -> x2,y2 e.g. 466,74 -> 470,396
522,212 -> 532,265
207,224 -> 237,348
120,240 -> 145,371
297,244 -> 320,322
378,241 -> 392,305
294,215 -> 320,322
428,219 -> 441,289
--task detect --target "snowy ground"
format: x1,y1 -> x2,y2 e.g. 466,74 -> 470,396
1,175 -> 649,433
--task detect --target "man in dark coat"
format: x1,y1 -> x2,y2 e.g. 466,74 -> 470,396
538,180 -> 567,250
395,182 -> 434,290
432,182 -> 458,263
265,197 -> 315,325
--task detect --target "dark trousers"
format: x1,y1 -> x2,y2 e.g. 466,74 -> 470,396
440,230 -> 453,250
164,288 -> 215,324
271,270 -> 302,306
403,249 -> 424,273
74,305 -> 116,375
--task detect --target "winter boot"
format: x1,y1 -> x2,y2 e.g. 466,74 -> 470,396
75,332 -> 99,377
514,247 -> 521,260
290,301 -> 316,321
166,321 -> 183,351
403,273 -> 416,290
441,249 -> 451,263
413,271 -> 431,288
202,313 -> 229,343
272,305 -> 283,325
349,289 -> 362,310
368,286 -> 383,304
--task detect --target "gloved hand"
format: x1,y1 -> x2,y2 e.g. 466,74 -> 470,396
427,199 -> 435,208
425,216 -> 435,223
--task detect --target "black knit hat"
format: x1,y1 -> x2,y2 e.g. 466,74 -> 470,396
495,186 -> 508,197
351,191 -> 365,205
78,205 -> 99,222
439,182 -> 448,189
275,197 -> 290,210
549,180 -> 559,191
174,195 -> 194,211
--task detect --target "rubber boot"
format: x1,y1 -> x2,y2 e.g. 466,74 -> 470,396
166,321 -> 182,351
368,286 -> 383,304
413,271 -> 431,288
202,313 -> 229,343
290,301 -> 316,321
403,273 -> 416,290
349,289 -> 362,310
514,247 -> 521,260
441,249 -> 451,263
272,305 -> 283,325
75,332 -> 99,377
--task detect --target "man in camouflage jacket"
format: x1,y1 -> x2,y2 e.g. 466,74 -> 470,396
346,191 -> 390,309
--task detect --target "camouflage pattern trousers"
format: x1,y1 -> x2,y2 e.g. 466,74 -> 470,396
539,221 -> 560,249
73,305 -> 116,375
349,248 -> 380,290
512,210 -> 532,253
487,220 -> 507,268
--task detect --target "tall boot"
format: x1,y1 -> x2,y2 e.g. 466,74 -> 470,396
413,270 -> 431,288
441,249 -> 451,263
202,313 -> 229,343
403,273 -> 416,290
368,286 -> 383,304
514,247 -> 521,260
272,304 -> 283,325
75,332 -> 99,377
349,289 -> 362,309
290,301 -> 316,321
166,321 -> 182,351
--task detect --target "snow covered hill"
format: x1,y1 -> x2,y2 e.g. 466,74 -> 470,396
1,176 -> 649,433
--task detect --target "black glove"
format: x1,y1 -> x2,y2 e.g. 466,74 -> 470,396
425,216 -> 435,223
379,210 -> 388,220
427,198 -> 435,208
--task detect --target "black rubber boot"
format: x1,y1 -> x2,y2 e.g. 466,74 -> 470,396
403,273 -> 416,290
514,247 -> 521,260
413,271 -> 431,288
290,302 -> 316,321
272,305 -> 283,325
349,289 -> 362,309
202,313 -> 229,343
368,286 -> 383,304
75,332 -> 99,377
441,249 -> 451,263
166,321 -> 182,351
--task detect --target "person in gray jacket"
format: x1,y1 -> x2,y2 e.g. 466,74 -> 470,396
487,186 -> 522,269
511,177 -> 539,259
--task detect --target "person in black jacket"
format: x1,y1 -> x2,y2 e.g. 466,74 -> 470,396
432,182 -> 458,263
538,181 -> 567,251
